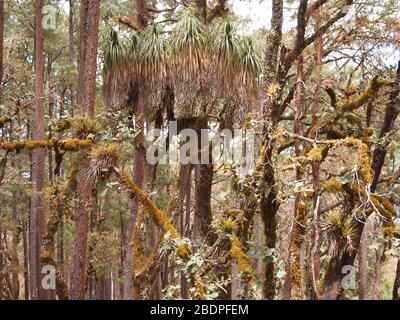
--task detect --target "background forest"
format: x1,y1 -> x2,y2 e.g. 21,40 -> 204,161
0,0 -> 399,300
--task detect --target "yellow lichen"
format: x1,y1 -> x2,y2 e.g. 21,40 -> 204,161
378,197 -> 396,216
230,236 -> 250,274
334,137 -> 372,185
383,225 -> 394,238
24,140 -> 49,149
323,179 -> 343,193
61,162 -> 79,197
0,139 -> 93,152
219,256 -> 227,264
116,169 -> 181,240
177,244 -> 190,259
341,76 -> 392,112
371,195 -> 397,220
306,147 -> 324,162
60,139 -> 93,151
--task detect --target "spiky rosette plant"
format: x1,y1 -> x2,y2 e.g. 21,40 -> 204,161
102,24 -> 170,120
171,10 -> 207,82
321,210 -> 356,256
138,24 -> 169,87
170,10 -> 214,120
101,26 -> 140,110
212,19 -> 242,94
71,116 -> 103,139
85,143 -> 119,187
236,37 -> 262,100
138,24 -> 170,120
212,26 -> 261,128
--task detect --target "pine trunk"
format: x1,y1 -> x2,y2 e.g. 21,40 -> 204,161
30,0 -> 46,300
70,0 -> 100,300
122,0 -> 146,300
0,0 -> 4,88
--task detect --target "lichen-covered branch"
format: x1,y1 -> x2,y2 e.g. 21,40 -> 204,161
341,77 -> 392,112
0,139 -> 93,152
114,168 -> 180,240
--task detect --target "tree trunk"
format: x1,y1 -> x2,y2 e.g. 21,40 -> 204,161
118,201 -> 126,299
180,171 -> 191,299
289,54 -> 305,300
30,0 -> 46,300
193,118 -> 213,245
77,0 -> 88,105
0,228 -> 3,300
103,189 -> 112,300
68,0 -> 77,110
259,0 -> 283,300
358,220 -> 368,300
123,93 -> 145,300
0,0 -> 4,89
321,192 -> 357,300
70,154 -> 92,300
372,248 -> 381,299
122,0 -> 147,300
70,0 -> 100,300
311,10 -> 322,300
392,259 -> 400,300
195,0 -> 207,21
10,125 -> 20,300
11,183 -> 20,300
194,161 -> 213,245
260,146 -> 280,300
22,220 -> 30,300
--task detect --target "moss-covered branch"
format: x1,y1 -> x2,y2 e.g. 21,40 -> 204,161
0,139 -> 93,152
114,168 -> 180,239
340,77 -> 392,112
114,167 -> 210,299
